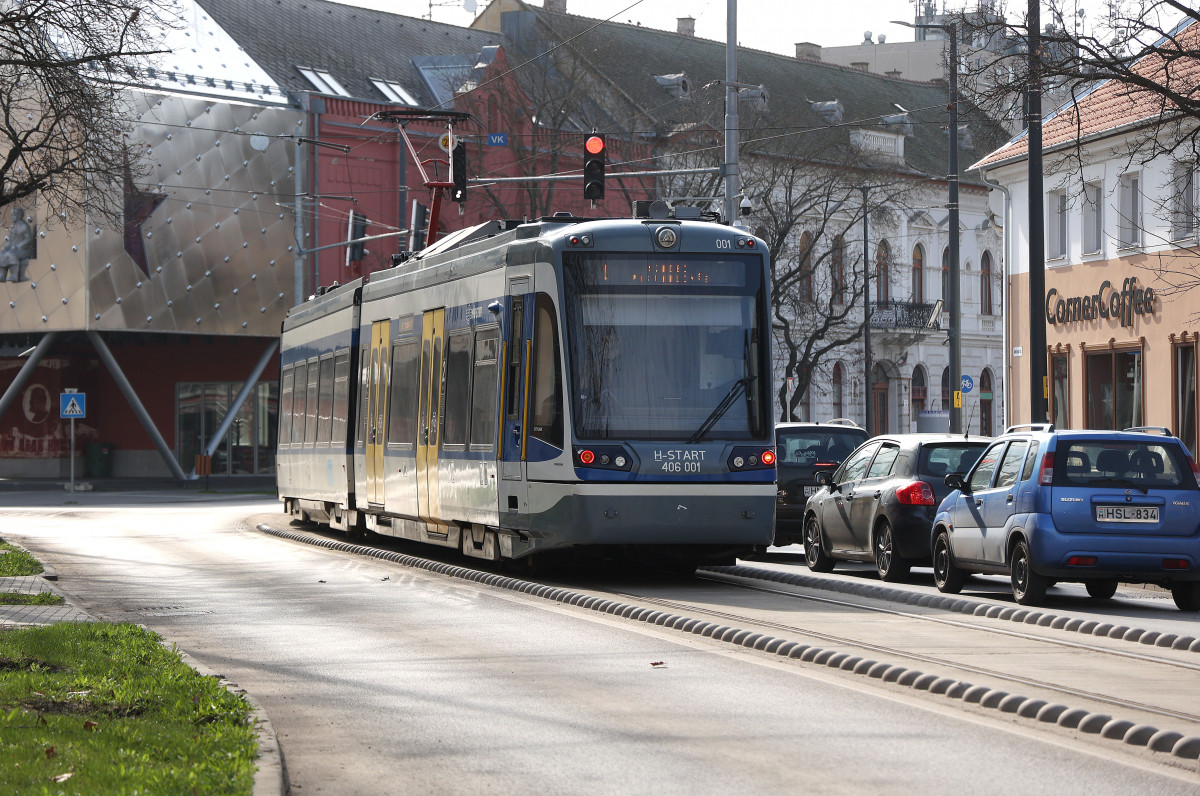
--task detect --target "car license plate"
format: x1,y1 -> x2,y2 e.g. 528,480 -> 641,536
804,485 -> 819,498
1095,505 -> 1159,523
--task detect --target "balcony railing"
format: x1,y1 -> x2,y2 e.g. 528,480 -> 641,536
869,300 -> 942,331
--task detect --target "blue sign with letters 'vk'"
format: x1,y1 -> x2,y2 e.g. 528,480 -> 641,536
960,375 -> 974,394
487,133 -> 508,146
60,392 -> 87,419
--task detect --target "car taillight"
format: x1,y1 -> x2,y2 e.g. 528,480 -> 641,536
1038,451 -> 1055,486
814,461 -> 838,468
1163,559 -> 1191,570
1187,453 -> 1200,486
896,481 -> 936,506
1067,555 -> 1097,566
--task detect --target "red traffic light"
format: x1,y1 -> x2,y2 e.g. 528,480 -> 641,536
585,135 -> 606,155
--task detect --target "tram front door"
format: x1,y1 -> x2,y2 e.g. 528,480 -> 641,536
365,320 -> 389,505
417,308 -> 446,533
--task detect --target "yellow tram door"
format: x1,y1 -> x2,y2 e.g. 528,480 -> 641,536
365,320 -> 390,505
417,308 -> 446,533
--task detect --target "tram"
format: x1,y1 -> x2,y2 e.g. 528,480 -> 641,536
276,208 -> 776,564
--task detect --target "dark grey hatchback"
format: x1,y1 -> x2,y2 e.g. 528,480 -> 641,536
803,434 -> 990,580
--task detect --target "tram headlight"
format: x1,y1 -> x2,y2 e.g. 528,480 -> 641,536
733,456 -> 745,468
614,456 -> 626,468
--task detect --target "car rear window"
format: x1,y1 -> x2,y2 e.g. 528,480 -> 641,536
918,443 -> 988,478
776,428 -> 868,467
1055,440 -> 1197,490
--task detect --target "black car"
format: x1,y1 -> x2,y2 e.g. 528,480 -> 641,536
802,434 -> 990,580
774,420 -> 869,546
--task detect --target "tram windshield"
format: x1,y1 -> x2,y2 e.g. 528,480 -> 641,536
563,252 -> 767,441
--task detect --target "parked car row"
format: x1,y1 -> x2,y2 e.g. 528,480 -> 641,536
780,422 -> 1200,612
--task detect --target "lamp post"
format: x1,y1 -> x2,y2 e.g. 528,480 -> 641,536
893,18 -> 962,433
859,185 -> 872,436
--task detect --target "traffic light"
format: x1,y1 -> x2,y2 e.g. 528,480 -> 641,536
348,212 -> 368,262
409,201 -> 428,251
451,141 -> 467,203
583,134 -> 605,201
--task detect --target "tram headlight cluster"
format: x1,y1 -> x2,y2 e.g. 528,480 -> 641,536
574,445 -> 634,471
728,446 -> 776,471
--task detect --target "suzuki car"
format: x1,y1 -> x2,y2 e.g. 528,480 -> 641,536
932,424 -> 1200,610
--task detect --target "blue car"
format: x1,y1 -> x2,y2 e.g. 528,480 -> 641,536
931,424 -> 1200,611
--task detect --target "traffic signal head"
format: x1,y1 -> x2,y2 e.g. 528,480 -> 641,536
451,141 -> 467,203
583,134 -> 605,201
348,212 -> 368,261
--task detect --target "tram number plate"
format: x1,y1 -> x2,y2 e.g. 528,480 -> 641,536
1095,505 -> 1159,523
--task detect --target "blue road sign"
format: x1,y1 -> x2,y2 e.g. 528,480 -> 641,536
60,392 -> 86,419
960,375 -> 974,394
487,133 -> 508,146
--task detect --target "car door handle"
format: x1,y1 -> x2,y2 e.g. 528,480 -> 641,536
975,498 -> 983,508
1006,493 -> 1015,503
873,491 -> 881,499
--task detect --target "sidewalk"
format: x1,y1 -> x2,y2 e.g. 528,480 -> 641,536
0,573 -> 92,627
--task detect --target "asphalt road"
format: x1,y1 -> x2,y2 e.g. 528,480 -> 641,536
3,490 -> 1199,795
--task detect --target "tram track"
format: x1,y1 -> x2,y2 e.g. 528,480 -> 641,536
256,519 -> 1200,763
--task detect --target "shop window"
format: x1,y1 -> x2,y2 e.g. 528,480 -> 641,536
1083,182 -> 1103,254
1086,348 -> 1142,429
910,365 -> 927,420
1177,342 -> 1198,457
177,380 -> 277,476
1051,353 -> 1069,429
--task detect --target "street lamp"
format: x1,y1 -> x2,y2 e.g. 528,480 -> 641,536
893,18 -> 963,433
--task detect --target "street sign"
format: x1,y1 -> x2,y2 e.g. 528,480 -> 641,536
953,390 -> 963,409
960,375 -> 974,394
60,392 -> 86,419
487,133 -> 508,146
438,132 -> 457,153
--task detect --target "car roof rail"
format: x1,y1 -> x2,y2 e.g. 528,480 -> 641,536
826,418 -> 862,427
1123,425 -> 1173,436
1004,422 -> 1054,434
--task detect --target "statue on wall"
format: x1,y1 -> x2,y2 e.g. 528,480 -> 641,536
0,206 -> 36,282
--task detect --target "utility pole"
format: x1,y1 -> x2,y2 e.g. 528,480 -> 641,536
1027,0 -> 1048,422
893,17 -> 961,433
860,185 -> 872,436
723,0 -> 740,226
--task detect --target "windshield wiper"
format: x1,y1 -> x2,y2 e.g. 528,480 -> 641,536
687,376 -> 753,444
1089,477 -> 1149,495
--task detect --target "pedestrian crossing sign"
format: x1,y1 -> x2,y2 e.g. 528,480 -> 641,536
60,392 -> 86,419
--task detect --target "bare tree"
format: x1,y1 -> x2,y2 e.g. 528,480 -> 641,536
0,0 -> 175,224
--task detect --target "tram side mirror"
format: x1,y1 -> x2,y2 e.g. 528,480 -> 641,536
945,473 -> 967,493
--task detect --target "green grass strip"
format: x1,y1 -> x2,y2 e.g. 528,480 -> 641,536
0,541 -> 43,577
0,593 -> 64,606
0,623 -> 257,794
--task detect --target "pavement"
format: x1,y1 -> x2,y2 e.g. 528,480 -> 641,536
0,481 -> 285,795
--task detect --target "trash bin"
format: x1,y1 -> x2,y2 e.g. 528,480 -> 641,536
85,442 -> 114,478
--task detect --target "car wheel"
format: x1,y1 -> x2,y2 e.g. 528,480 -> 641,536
1171,582 -> 1200,612
803,515 -> 835,573
1085,579 -> 1118,600
932,531 -> 965,594
874,521 -> 910,582
1010,539 -> 1047,605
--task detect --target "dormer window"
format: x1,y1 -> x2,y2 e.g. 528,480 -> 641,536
297,67 -> 350,96
654,73 -> 691,99
881,112 -> 913,136
809,100 -> 842,124
739,84 -> 769,113
370,78 -> 419,106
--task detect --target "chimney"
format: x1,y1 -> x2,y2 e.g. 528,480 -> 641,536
677,17 -> 695,37
851,61 -> 870,71
795,42 -> 821,61
886,69 -> 902,78
544,0 -> 566,13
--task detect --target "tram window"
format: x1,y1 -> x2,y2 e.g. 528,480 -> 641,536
316,355 -> 335,445
279,368 -> 295,446
331,351 -> 350,445
506,297 -> 524,420
357,345 -> 369,449
292,362 -> 307,446
530,294 -> 563,449
304,359 -> 320,445
471,327 -> 499,449
387,340 -> 419,446
443,331 -> 472,448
